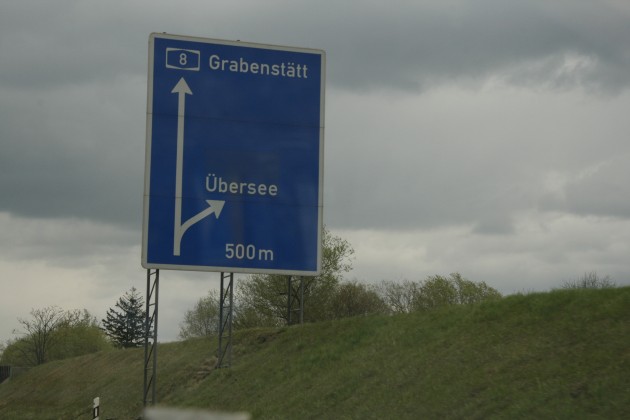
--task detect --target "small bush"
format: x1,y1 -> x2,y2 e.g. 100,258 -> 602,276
379,274 -> 502,313
561,272 -> 616,290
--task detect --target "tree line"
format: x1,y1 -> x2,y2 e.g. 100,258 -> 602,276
178,229 -> 503,338
0,307 -> 110,366
179,273 -> 503,339
0,288 -> 146,366
4,229 -> 611,366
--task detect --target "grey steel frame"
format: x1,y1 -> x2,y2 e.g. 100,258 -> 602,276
286,276 -> 304,325
143,268 -> 159,406
216,272 -> 234,368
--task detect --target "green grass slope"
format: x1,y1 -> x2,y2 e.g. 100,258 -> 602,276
1,287 -> 629,419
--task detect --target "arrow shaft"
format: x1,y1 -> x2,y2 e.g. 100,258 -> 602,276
173,91 -> 186,255
175,92 -> 186,197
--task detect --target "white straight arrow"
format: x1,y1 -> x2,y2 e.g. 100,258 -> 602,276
171,78 -> 225,256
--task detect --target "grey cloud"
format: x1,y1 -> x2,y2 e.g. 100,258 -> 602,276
3,1 -> 629,93
325,82 -> 630,232
3,0 -> 630,345
0,3 -> 146,89
0,213 -> 138,267
0,78 -> 146,226
258,0 -> 630,93
2,0 -> 630,230
541,156 -> 630,219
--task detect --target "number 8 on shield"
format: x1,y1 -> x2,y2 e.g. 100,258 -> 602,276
165,48 -> 201,71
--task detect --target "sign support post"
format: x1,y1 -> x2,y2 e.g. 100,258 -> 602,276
143,269 -> 159,406
216,272 -> 234,368
286,276 -> 304,325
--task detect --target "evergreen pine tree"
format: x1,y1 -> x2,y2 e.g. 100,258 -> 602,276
102,287 -> 146,348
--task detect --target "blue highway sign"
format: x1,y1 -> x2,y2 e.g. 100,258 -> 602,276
142,33 -> 325,274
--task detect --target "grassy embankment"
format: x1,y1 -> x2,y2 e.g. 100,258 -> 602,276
0,287 -> 628,419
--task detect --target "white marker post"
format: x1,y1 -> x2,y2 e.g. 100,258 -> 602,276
92,397 -> 100,420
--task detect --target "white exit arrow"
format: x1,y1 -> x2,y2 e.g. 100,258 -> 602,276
171,77 -> 225,256
174,200 -> 225,256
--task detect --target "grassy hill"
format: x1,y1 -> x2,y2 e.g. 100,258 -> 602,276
1,287 -> 629,419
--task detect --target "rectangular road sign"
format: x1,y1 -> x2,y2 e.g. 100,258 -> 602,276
142,33 -> 325,275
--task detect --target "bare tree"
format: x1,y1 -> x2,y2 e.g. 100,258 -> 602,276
378,280 -> 420,314
329,281 -> 388,319
561,272 -> 616,289
378,274 -> 502,313
13,306 -> 66,365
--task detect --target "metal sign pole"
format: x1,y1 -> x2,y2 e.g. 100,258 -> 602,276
287,276 -> 292,325
300,277 -> 304,325
143,269 -> 159,406
216,272 -> 234,368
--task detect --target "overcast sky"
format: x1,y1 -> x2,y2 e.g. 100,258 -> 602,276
2,0 -> 630,343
